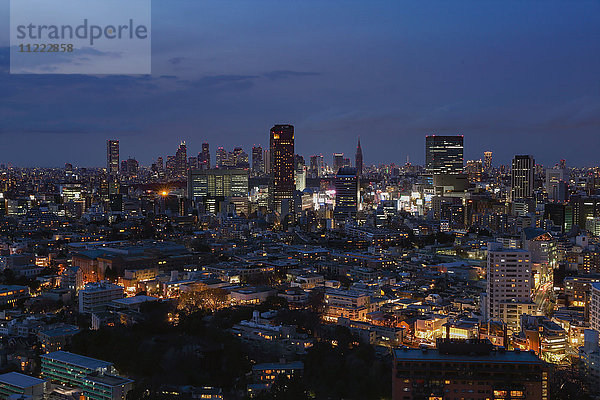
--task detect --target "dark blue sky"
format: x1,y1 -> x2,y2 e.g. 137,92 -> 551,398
0,0 -> 599,168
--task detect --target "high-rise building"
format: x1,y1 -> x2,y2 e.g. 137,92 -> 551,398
355,138 -> 363,176
252,146 -> 264,176
106,140 -> 119,195
216,147 -> 227,169
333,153 -> 344,174
425,135 -> 464,175
309,155 -> 324,178
483,151 -> 493,173
106,140 -> 119,176
295,155 -> 306,192
175,141 -> 187,177
334,167 -> 359,223
198,143 -> 210,170
187,169 -> 249,200
270,125 -> 295,213
486,242 -> 534,332
232,147 -> 249,169
546,167 -> 569,202
165,156 -> 176,178
511,155 -> 535,201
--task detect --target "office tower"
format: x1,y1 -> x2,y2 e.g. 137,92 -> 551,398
355,138 -> 363,176
232,147 -> 249,169
425,135 -> 464,175
486,242 -> 534,332
309,155 -> 318,178
251,146 -> 264,176
334,167 -> 359,223
546,167 -> 569,202
198,143 -> 210,170
483,151 -> 492,173
165,155 -> 176,178
392,339 -> 548,400
188,156 -> 198,170
309,155 -> 324,178
156,157 -> 164,172
187,169 -> 249,200
216,147 -> 227,168
511,155 -> 535,200
270,125 -> 295,213
465,159 -> 483,182
123,158 -> 139,176
174,141 -> 187,177
106,140 -> 119,195
106,140 -> 119,176
295,155 -> 306,192
333,153 -> 344,174
264,149 -> 271,174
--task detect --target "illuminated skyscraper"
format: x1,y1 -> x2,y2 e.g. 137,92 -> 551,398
175,141 -> 187,177
355,138 -> 363,176
198,143 -> 210,170
106,140 -> 119,176
309,154 -> 324,178
483,151 -> 493,173
425,135 -> 464,175
511,155 -> 535,200
334,167 -> 359,223
270,125 -> 295,213
106,140 -> 119,195
216,147 -> 227,168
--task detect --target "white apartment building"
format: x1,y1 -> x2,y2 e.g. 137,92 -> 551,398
486,242 -> 533,331
78,281 -> 124,314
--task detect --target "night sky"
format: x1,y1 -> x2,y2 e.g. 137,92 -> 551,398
0,0 -> 598,168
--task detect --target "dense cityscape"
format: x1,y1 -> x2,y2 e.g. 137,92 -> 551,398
0,127 -> 596,399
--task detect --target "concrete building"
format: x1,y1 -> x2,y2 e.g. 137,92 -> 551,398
0,285 -> 30,307
0,372 -> 47,400
41,351 -> 132,400
392,339 -> 548,400
486,242 -> 533,332
78,282 -> 124,314
324,289 -> 371,322
590,282 -> 600,332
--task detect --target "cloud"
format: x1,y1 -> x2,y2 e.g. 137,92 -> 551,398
169,57 -> 185,65
263,70 -> 321,80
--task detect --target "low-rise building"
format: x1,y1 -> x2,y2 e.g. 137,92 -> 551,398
78,282 -> 124,314
0,372 -> 47,400
392,339 -> 549,400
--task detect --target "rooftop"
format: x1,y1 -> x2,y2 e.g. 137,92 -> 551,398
85,373 -> 133,387
0,372 -> 46,388
41,351 -> 113,370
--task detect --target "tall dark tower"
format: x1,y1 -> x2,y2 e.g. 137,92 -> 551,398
107,140 -> 119,176
425,135 -> 464,175
269,125 -> 295,213
511,155 -> 535,200
198,143 -> 210,169
106,140 -> 119,195
355,138 -> 363,176
252,145 -> 264,176
334,167 -> 359,223
175,141 -> 187,177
